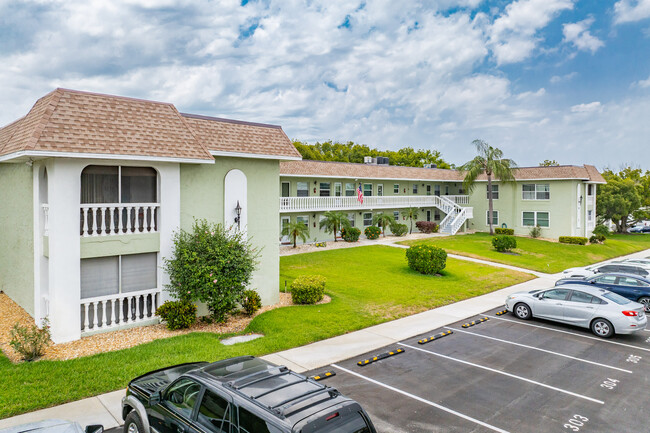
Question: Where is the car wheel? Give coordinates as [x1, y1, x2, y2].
[638, 297, 650, 312]
[591, 318, 614, 338]
[514, 303, 532, 320]
[124, 411, 144, 433]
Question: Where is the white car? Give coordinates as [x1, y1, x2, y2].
[561, 262, 649, 278]
[505, 285, 647, 338]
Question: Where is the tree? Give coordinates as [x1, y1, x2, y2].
[373, 212, 394, 237]
[282, 220, 310, 248]
[540, 159, 559, 166]
[319, 211, 351, 242]
[401, 207, 419, 234]
[597, 171, 643, 233]
[459, 139, 517, 235]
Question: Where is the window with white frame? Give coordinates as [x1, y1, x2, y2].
[363, 212, 373, 226]
[347, 213, 355, 227]
[377, 184, 383, 196]
[522, 211, 549, 227]
[486, 210, 499, 226]
[297, 182, 309, 197]
[81, 165, 157, 204]
[434, 209, 440, 221]
[319, 182, 330, 197]
[445, 185, 449, 195]
[345, 183, 355, 196]
[434, 185, 440, 196]
[296, 215, 309, 227]
[522, 184, 550, 200]
[394, 184, 399, 194]
[426, 185, 431, 195]
[588, 210, 593, 221]
[334, 183, 342, 197]
[486, 184, 499, 199]
[393, 211, 399, 221]
[412, 184, 418, 194]
[363, 183, 372, 197]
[80, 253, 157, 299]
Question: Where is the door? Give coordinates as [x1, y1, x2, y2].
[534, 289, 570, 320]
[426, 210, 431, 222]
[280, 216, 290, 244]
[195, 388, 234, 433]
[563, 290, 599, 326]
[590, 274, 618, 291]
[434, 185, 440, 197]
[281, 182, 290, 197]
[149, 378, 202, 433]
[613, 276, 650, 302]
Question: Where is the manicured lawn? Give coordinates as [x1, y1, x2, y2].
[0, 245, 531, 419]
[400, 233, 650, 273]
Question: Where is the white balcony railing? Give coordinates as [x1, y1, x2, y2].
[279, 195, 470, 213]
[587, 196, 595, 207]
[81, 288, 160, 333]
[80, 203, 159, 237]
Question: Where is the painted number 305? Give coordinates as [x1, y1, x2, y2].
[564, 414, 589, 431]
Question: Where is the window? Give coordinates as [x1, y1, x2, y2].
[393, 211, 399, 221]
[363, 212, 373, 226]
[587, 210, 593, 221]
[602, 292, 631, 305]
[363, 184, 372, 197]
[522, 184, 550, 200]
[434, 185, 440, 196]
[618, 276, 650, 287]
[319, 182, 330, 197]
[486, 210, 498, 226]
[541, 289, 570, 300]
[412, 184, 418, 194]
[345, 183, 356, 196]
[594, 275, 618, 285]
[394, 184, 399, 194]
[486, 184, 499, 200]
[522, 211, 549, 227]
[426, 185, 431, 196]
[296, 216, 309, 227]
[434, 210, 440, 221]
[348, 213, 355, 227]
[81, 166, 157, 204]
[588, 184, 594, 195]
[377, 184, 383, 196]
[297, 182, 309, 197]
[281, 182, 289, 198]
[197, 390, 231, 432]
[80, 253, 157, 299]
[238, 407, 282, 433]
[445, 185, 449, 195]
[164, 378, 201, 419]
[569, 291, 595, 304]
[334, 183, 342, 197]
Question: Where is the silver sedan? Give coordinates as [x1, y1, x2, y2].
[505, 285, 647, 338]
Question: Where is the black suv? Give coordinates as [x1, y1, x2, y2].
[121, 356, 376, 433]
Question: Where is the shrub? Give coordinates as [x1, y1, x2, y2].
[156, 300, 197, 330]
[492, 235, 517, 252]
[314, 241, 327, 247]
[559, 236, 588, 245]
[10, 318, 51, 361]
[415, 221, 439, 234]
[589, 234, 606, 244]
[494, 227, 514, 235]
[241, 289, 262, 316]
[291, 275, 326, 304]
[163, 219, 259, 323]
[389, 222, 408, 236]
[341, 227, 361, 242]
[405, 245, 447, 275]
[592, 225, 610, 237]
[364, 226, 381, 240]
[529, 225, 542, 238]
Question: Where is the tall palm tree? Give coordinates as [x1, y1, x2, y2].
[459, 139, 517, 235]
[319, 211, 351, 242]
[401, 207, 419, 234]
[282, 220, 310, 248]
[373, 212, 394, 237]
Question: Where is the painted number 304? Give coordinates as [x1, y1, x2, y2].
[564, 414, 589, 431]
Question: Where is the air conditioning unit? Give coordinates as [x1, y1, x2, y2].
[363, 156, 373, 164]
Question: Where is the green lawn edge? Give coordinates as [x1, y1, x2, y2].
[0, 245, 532, 419]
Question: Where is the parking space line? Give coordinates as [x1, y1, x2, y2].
[487, 315, 650, 353]
[331, 363, 511, 433]
[399, 343, 604, 405]
[444, 326, 633, 374]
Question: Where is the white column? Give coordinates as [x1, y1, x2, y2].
[47, 159, 82, 343]
[157, 163, 180, 304]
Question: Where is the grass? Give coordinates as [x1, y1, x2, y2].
[0, 245, 531, 419]
[400, 233, 650, 273]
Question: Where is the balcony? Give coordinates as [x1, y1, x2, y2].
[80, 203, 160, 237]
[279, 195, 470, 213]
[81, 288, 160, 333]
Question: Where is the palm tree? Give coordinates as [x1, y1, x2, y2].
[401, 207, 419, 234]
[459, 139, 517, 235]
[319, 211, 351, 242]
[373, 213, 394, 237]
[282, 220, 310, 248]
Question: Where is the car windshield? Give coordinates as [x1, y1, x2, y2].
[601, 292, 631, 305]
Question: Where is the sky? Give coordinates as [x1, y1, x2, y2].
[1, 0, 649, 170]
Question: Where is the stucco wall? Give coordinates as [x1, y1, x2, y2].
[181, 157, 280, 305]
[0, 163, 35, 316]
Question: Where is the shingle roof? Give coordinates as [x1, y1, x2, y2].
[0, 88, 300, 162]
[182, 114, 301, 159]
[280, 160, 606, 183]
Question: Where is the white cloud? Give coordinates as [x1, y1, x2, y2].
[570, 101, 602, 113]
[488, 0, 574, 64]
[614, 0, 650, 24]
[635, 75, 650, 88]
[550, 71, 578, 83]
[562, 17, 604, 53]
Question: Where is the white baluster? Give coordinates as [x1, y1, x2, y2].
[83, 303, 89, 331]
[108, 207, 115, 234]
[92, 302, 98, 328]
[135, 295, 141, 321]
[82, 207, 89, 237]
[149, 206, 155, 232]
[100, 207, 107, 235]
[91, 208, 98, 236]
[117, 206, 123, 234]
[101, 301, 107, 328]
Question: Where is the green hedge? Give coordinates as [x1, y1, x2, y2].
[156, 300, 197, 330]
[389, 222, 408, 236]
[241, 289, 262, 316]
[364, 226, 382, 240]
[494, 227, 514, 235]
[405, 245, 447, 275]
[341, 227, 361, 242]
[492, 235, 517, 252]
[559, 236, 588, 245]
[291, 275, 326, 304]
[589, 234, 606, 244]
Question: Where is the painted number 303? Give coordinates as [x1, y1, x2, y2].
[564, 414, 589, 431]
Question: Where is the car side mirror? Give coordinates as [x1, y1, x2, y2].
[85, 426, 104, 433]
[149, 391, 162, 406]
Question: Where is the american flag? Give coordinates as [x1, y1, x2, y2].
[357, 183, 364, 204]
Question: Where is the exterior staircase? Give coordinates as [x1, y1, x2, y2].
[438, 196, 472, 235]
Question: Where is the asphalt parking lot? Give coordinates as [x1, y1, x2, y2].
[307, 305, 650, 433]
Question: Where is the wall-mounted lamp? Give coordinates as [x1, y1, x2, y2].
[313, 188, 317, 193]
[314, 180, 317, 185]
[403, 188, 406, 193]
[312, 214, 316, 218]
[234, 200, 242, 230]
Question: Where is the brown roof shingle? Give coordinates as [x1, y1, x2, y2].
[280, 160, 606, 183]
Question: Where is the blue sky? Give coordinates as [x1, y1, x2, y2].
[1, 0, 649, 169]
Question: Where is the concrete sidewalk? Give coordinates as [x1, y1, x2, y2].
[2, 246, 649, 430]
